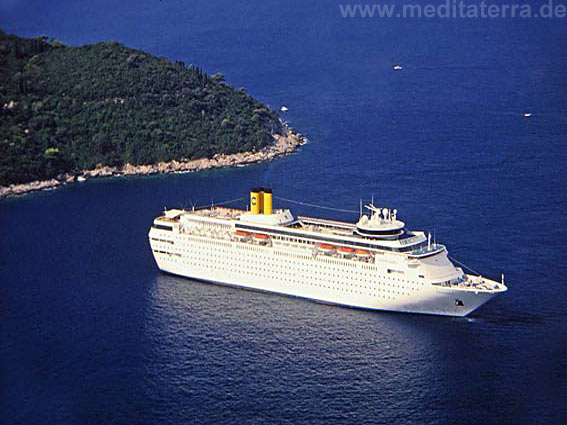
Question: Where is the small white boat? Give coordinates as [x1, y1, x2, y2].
[393, 65, 403, 71]
[280, 106, 289, 112]
[523, 112, 532, 117]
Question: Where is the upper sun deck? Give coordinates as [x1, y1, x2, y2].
[168, 205, 429, 251]
[190, 206, 245, 220]
[153, 201, 444, 256]
[178, 206, 364, 238]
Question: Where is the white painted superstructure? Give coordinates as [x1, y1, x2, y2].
[149, 189, 507, 316]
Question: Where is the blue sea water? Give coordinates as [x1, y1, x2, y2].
[1, 1, 566, 424]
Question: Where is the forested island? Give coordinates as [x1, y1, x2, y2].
[0, 30, 304, 197]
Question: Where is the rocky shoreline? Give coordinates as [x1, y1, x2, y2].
[0, 127, 306, 200]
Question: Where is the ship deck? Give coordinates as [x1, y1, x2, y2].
[190, 206, 359, 238]
[156, 206, 442, 257]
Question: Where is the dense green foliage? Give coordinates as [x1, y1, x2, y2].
[0, 30, 282, 185]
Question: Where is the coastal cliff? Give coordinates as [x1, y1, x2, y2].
[0, 128, 305, 199]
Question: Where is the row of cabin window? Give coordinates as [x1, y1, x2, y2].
[161, 248, 420, 294]
[185, 246, 418, 283]
[178, 239, 427, 282]
[186, 250, 418, 290]
[150, 237, 174, 244]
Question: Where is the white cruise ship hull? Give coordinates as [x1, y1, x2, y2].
[150, 231, 498, 317]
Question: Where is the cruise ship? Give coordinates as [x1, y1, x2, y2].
[149, 188, 507, 316]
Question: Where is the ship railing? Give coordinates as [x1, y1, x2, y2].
[431, 275, 500, 291]
[431, 277, 465, 288]
[157, 216, 179, 223]
[407, 244, 445, 258]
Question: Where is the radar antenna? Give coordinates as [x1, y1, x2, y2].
[364, 204, 381, 214]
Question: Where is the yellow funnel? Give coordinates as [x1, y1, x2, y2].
[250, 188, 261, 214]
[258, 188, 264, 213]
[263, 189, 272, 215]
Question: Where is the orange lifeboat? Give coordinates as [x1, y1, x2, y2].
[318, 243, 336, 255]
[252, 233, 271, 244]
[355, 249, 371, 259]
[234, 230, 250, 241]
[337, 246, 355, 257]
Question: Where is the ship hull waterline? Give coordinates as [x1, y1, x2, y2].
[153, 257, 497, 317]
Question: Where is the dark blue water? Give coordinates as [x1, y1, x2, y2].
[1, 1, 566, 424]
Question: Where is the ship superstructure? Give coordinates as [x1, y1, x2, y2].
[149, 188, 507, 316]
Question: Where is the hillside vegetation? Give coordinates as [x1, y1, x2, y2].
[0, 30, 282, 186]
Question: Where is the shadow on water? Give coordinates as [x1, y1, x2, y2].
[139, 271, 549, 424]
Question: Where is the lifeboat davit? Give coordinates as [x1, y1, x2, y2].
[337, 246, 355, 257]
[355, 249, 371, 259]
[252, 233, 271, 244]
[234, 230, 250, 241]
[318, 243, 336, 255]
